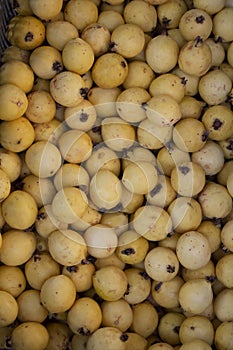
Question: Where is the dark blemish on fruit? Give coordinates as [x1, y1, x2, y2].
[206, 275, 215, 283]
[16, 100, 23, 107]
[17, 139, 21, 144]
[167, 231, 174, 238]
[166, 265, 175, 273]
[150, 183, 162, 197]
[81, 258, 90, 265]
[18, 283, 22, 287]
[141, 102, 148, 111]
[195, 15, 205, 23]
[120, 61, 126, 68]
[194, 35, 203, 46]
[178, 165, 190, 175]
[120, 334, 129, 342]
[52, 61, 63, 73]
[214, 36, 223, 43]
[6, 336, 12, 348]
[212, 217, 222, 227]
[212, 118, 223, 130]
[121, 247, 135, 255]
[190, 326, 195, 330]
[173, 326, 180, 334]
[80, 88, 89, 98]
[162, 17, 171, 27]
[154, 281, 163, 291]
[181, 76, 187, 85]
[33, 254, 41, 262]
[86, 255, 97, 264]
[80, 112, 89, 122]
[37, 212, 46, 222]
[25, 32, 34, 42]
[124, 284, 130, 295]
[66, 265, 78, 272]
[92, 126, 101, 134]
[139, 271, 150, 280]
[77, 327, 91, 336]
[226, 139, 233, 151]
[109, 41, 116, 51]
[201, 130, 210, 142]
[220, 242, 230, 253]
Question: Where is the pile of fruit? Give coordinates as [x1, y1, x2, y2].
[0, 0, 233, 349]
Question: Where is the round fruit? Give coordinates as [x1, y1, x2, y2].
[40, 275, 76, 313]
[146, 34, 179, 74]
[176, 231, 211, 270]
[92, 53, 128, 88]
[92, 265, 128, 301]
[11, 322, 49, 350]
[144, 247, 179, 282]
[48, 229, 87, 266]
[62, 38, 95, 75]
